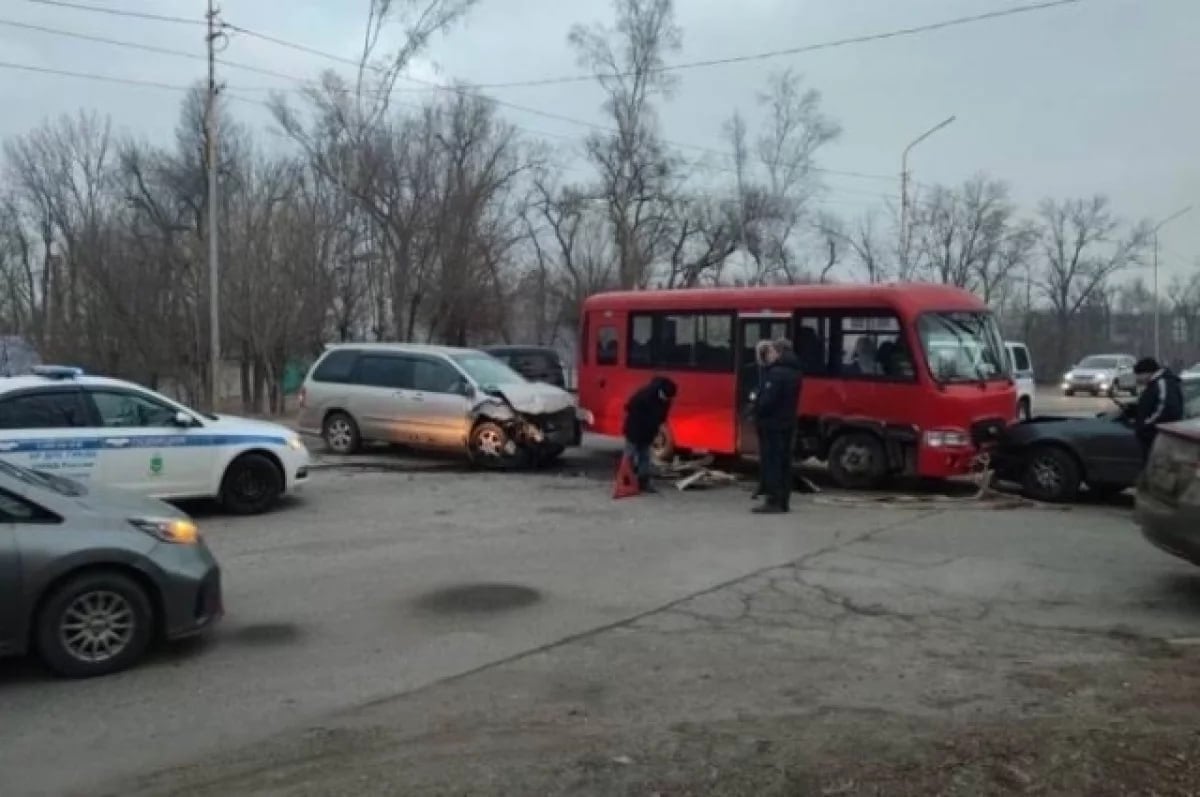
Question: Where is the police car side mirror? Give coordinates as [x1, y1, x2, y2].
[173, 410, 197, 427]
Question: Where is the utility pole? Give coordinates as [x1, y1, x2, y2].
[1152, 205, 1193, 362]
[205, 1, 222, 411]
[899, 115, 956, 277]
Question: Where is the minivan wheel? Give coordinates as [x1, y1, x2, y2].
[37, 571, 153, 678]
[220, 453, 284, 515]
[470, 421, 529, 470]
[322, 412, 360, 455]
[1022, 446, 1081, 503]
[828, 432, 887, 490]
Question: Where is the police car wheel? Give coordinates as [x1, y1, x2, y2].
[220, 453, 283, 515]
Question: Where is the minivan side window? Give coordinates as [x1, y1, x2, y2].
[411, 358, 465, 394]
[0, 391, 90, 430]
[312, 350, 359, 383]
[351, 355, 413, 389]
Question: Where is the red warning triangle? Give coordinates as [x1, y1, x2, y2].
[612, 454, 641, 499]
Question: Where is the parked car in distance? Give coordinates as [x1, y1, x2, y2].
[0, 366, 309, 515]
[995, 373, 1200, 502]
[298, 344, 583, 467]
[1135, 418, 1200, 566]
[483, 345, 568, 389]
[1006, 341, 1035, 420]
[1061, 354, 1137, 397]
[0, 458, 221, 677]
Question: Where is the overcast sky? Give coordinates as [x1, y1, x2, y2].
[2, 0, 1195, 281]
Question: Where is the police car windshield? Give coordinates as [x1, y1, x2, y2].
[0, 458, 86, 497]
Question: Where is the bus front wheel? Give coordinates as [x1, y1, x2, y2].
[828, 432, 887, 490]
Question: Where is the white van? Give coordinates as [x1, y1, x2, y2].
[1006, 341, 1035, 420]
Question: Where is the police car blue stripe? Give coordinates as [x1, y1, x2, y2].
[0, 435, 288, 453]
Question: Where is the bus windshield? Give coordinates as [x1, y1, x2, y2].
[918, 311, 1009, 383]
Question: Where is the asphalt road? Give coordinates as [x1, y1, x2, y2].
[0, 453, 924, 797]
[0, 407, 1183, 796]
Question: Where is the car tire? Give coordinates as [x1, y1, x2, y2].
[36, 570, 154, 678]
[828, 432, 887, 490]
[1018, 397, 1032, 422]
[220, 453, 284, 515]
[322, 411, 361, 455]
[470, 421, 529, 470]
[1021, 445, 1081, 503]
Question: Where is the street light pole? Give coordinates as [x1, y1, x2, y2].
[900, 115, 957, 275]
[1152, 205, 1193, 361]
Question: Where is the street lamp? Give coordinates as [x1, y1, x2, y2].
[1152, 205, 1193, 361]
[900, 115, 957, 274]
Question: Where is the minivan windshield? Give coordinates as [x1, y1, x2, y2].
[918, 311, 1009, 383]
[0, 458, 87, 497]
[452, 354, 527, 388]
[1077, 356, 1119, 369]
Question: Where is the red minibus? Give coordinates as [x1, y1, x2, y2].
[577, 283, 1016, 488]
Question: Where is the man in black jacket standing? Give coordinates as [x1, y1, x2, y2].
[622, 376, 678, 493]
[1133, 357, 1184, 459]
[753, 339, 803, 514]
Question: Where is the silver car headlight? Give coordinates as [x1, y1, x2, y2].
[130, 518, 200, 545]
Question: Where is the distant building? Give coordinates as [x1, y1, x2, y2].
[0, 336, 41, 376]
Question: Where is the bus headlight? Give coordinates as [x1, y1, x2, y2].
[924, 429, 971, 448]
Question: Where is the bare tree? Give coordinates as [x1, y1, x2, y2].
[1035, 195, 1151, 368]
[570, 0, 681, 289]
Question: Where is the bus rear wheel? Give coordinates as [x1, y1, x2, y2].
[828, 432, 887, 490]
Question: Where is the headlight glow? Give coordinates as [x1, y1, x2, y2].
[130, 518, 199, 545]
[286, 435, 307, 452]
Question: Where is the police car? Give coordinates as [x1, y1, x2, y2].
[0, 366, 309, 514]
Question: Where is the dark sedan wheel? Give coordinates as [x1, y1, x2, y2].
[37, 571, 153, 678]
[1021, 446, 1081, 503]
[220, 453, 284, 515]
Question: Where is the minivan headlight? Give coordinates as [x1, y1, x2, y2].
[131, 518, 199, 545]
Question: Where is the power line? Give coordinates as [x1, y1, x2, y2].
[25, 0, 204, 26]
[0, 58, 191, 92]
[469, 0, 1087, 89]
[220, 21, 901, 184]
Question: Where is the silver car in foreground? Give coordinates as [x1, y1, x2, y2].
[0, 459, 221, 677]
[298, 344, 583, 467]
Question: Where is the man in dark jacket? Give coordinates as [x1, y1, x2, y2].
[1133, 357, 1184, 459]
[753, 339, 803, 514]
[623, 376, 677, 493]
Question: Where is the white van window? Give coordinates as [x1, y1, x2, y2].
[1011, 346, 1031, 372]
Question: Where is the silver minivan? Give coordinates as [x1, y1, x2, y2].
[297, 344, 583, 467]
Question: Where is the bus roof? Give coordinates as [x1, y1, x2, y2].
[582, 282, 988, 315]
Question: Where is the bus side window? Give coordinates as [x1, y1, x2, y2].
[596, 325, 619, 366]
[837, 314, 911, 380]
[794, 314, 831, 376]
[628, 315, 654, 366]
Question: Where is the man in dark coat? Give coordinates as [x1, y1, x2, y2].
[622, 376, 677, 493]
[749, 340, 773, 500]
[753, 339, 803, 514]
[1133, 357, 1184, 459]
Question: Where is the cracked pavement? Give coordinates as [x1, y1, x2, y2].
[85, 462, 1200, 797]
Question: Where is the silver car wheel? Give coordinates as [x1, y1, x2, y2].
[59, 590, 136, 664]
[476, 426, 504, 457]
[325, 418, 354, 453]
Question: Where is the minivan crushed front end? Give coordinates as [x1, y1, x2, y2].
[467, 383, 583, 466]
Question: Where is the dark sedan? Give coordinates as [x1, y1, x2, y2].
[994, 375, 1200, 503]
[0, 459, 221, 677]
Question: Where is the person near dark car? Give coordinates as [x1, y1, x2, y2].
[1133, 357, 1184, 459]
[622, 375, 678, 493]
[753, 339, 803, 514]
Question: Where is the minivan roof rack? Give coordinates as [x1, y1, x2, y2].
[32, 365, 84, 379]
